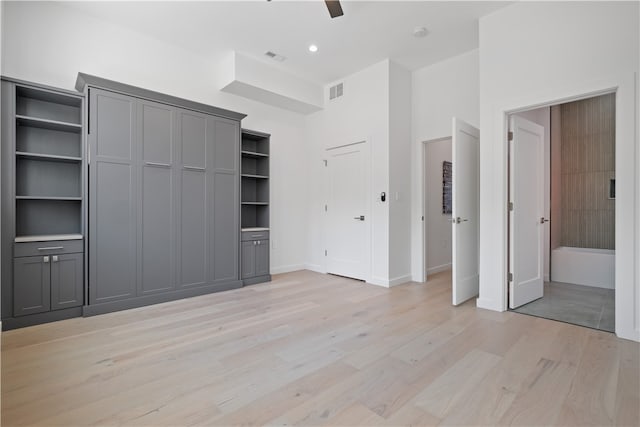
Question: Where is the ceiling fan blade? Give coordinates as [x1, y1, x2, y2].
[324, 0, 344, 18]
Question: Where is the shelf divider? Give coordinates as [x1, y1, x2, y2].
[16, 114, 82, 133]
[16, 151, 82, 163]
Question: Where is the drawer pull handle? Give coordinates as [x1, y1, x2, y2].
[251, 234, 262, 238]
[37, 246, 64, 251]
[146, 162, 171, 168]
[183, 166, 205, 171]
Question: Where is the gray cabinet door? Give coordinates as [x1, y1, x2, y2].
[210, 117, 239, 284]
[255, 240, 270, 277]
[138, 100, 176, 295]
[51, 253, 83, 310]
[241, 241, 255, 279]
[13, 256, 50, 316]
[177, 109, 208, 288]
[89, 88, 137, 303]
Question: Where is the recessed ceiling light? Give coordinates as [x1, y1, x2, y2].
[413, 26, 428, 38]
[308, 44, 319, 53]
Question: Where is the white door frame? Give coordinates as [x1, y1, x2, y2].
[492, 73, 637, 341]
[324, 139, 373, 283]
[421, 136, 453, 283]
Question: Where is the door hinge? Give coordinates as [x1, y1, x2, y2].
[325, 250, 327, 256]
[508, 272, 513, 282]
[324, 204, 327, 212]
[323, 159, 328, 167]
[421, 215, 424, 221]
[508, 131, 513, 141]
[508, 202, 514, 211]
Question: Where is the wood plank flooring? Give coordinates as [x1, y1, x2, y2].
[1, 270, 638, 426]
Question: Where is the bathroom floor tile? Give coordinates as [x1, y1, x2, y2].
[512, 281, 615, 333]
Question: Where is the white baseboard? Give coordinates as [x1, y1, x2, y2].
[366, 274, 412, 288]
[388, 274, 412, 287]
[303, 263, 325, 274]
[476, 297, 503, 312]
[271, 264, 305, 275]
[367, 277, 390, 288]
[427, 263, 452, 275]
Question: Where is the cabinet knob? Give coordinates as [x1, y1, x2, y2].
[52, 256, 59, 262]
[43, 256, 49, 263]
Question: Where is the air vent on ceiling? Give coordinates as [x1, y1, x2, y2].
[265, 51, 286, 62]
[329, 82, 344, 100]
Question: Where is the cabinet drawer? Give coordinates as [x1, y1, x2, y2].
[14, 239, 84, 258]
[241, 231, 269, 241]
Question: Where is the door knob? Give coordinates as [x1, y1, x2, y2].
[353, 215, 365, 221]
[455, 217, 469, 224]
[540, 217, 550, 224]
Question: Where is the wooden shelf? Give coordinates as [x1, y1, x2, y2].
[16, 115, 82, 133]
[16, 151, 82, 163]
[241, 150, 269, 159]
[241, 174, 269, 179]
[16, 196, 82, 201]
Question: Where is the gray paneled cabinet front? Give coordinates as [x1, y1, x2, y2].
[87, 86, 240, 312]
[241, 239, 269, 279]
[13, 256, 50, 316]
[14, 252, 83, 316]
[50, 253, 84, 310]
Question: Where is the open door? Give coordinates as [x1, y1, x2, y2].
[452, 118, 480, 305]
[509, 115, 545, 308]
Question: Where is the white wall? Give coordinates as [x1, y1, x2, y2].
[304, 59, 412, 286]
[513, 107, 550, 281]
[1, 1, 309, 275]
[425, 138, 452, 274]
[0, 0, 4, 321]
[410, 49, 479, 280]
[478, 1, 639, 341]
[304, 60, 390, 283]
[388, 61, 412, 284]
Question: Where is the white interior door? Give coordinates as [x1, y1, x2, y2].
[326, 142, 369, 281]
[452, 118, 480, 305]
[509, 115, 545, 308]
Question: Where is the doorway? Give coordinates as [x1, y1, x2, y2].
[424, 137, 453, 279]
[422, 118, 480, 306]
[508, 93, 616, 332]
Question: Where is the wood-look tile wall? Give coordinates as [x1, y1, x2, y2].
[558, 93, 615, 249]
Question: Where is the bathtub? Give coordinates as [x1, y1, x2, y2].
[551, 246, 615, 289]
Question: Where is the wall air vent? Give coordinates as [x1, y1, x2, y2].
[264, 51, 286, 62]
[329, 82, 344, 100]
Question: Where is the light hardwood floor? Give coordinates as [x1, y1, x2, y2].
[1, 270, 638, 426]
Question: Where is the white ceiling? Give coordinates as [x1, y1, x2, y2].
[65, 1, 510, 85]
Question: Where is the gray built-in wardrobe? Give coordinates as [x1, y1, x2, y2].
[77, 74, 246, 315]
[1, 74, 255, 329]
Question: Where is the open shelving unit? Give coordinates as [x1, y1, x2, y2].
[241, 130, 270, 231]
[13, 84, 84, 242]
